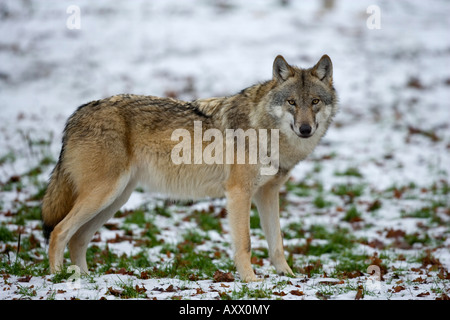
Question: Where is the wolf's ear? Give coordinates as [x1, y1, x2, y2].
[273, 55, 294, 82]
[312, 55, 333, 84]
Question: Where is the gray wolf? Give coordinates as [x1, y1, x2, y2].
[42, 55, 338, 282]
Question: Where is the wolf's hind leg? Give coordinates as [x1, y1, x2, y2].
[68, 179, 137, 273]
[48, 175, 131, 274]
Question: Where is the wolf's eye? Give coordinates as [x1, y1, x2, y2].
[287, 99, 296, 106]
[312, 99, 320, 105]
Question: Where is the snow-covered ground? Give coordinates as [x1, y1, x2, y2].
[0, 0, 449, 300]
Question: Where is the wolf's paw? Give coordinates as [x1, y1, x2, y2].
[238, 269, 262, 282]
[275, 262, 295, 277]
[241, 274, 263, 283]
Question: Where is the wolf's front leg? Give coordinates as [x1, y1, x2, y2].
[226, 187, 259, 282]
[254, 184, 294, 277]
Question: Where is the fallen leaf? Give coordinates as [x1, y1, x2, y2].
[437, 269, 450, 280]
[213, 270, 234, 282]
[195, 288, 205, 295]
[153, 287, 165, 292]
[315, 292, 330, 300]
[106, 233, 133, 243]
[412, 277, 426, 284]
[368, 239, 385, 249]
[251, 256, 264, 266]
[341, 270, 364, 279]
[367, 199, 382, 212]
[436, 293, 450, 300]
[17, 275, 32, 282]
[386, 228, 406, 238]
[165, 284, 176, 292]
[355, 286, 364, 300]
[103, 223, 119, 230]
[105, 267, 134, 276]
[406, 77, 425, 90]
[393, 285, 405, 293]
[408, 126, 440, 142]
[106, 287, 122, 297]
[421, 250, 442, 269]
[319, 280, 344, 286]
[135, 285, 147, 294]
[299, 260, 323, 278]
[290, 289, 304, 296]
[189, 274, 199, 281]
[417, 292, 430, 297]
[393, 189, 404, 199]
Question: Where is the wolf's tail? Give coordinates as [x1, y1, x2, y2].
[41, 160, 75, 240]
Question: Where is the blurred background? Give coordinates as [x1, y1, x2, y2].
[0, 0, 449, 186]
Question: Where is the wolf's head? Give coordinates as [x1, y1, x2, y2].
[268, 55, 338, 139]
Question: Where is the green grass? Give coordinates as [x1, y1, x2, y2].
[250, 208, 261, 229]
[343, 205, 362, 222]
[286, 224, 356, 257]
[122, 209, 162, 248]
[285, 180, 323, 197]
[223, 283, 273, 300]
[334, 167, 364, 178]
[313, 195, 333, 209]
[123, 209, 148, 227]
[188, 209, 223, 232]
[283, 222, 304, 240]
[16, 284, 38, 298]
[14, 204, 42, 225]
[0, 152, 16, 165]
[332, 183, 365, 199]
[153, 204, 172, 218]
[109, 278, 148, 299]
[0, 225, 16, 242]
[330, 251, 372, 276]
[86, 245, 121, 273]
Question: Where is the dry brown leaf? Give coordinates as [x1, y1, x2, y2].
[213, 270, 234, 282]
[251, 256, 264, 266]
[106, 287, 122, 297]
[165, 284, 176, 292]
[417, 292, 430, 297]
[290, 289, 304, 296]
[355, 286, 364, 300]
[385, 228, 406, 238]
[393, 285, 405, 293]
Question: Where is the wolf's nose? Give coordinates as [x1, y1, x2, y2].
[300, 124, 312, 136]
